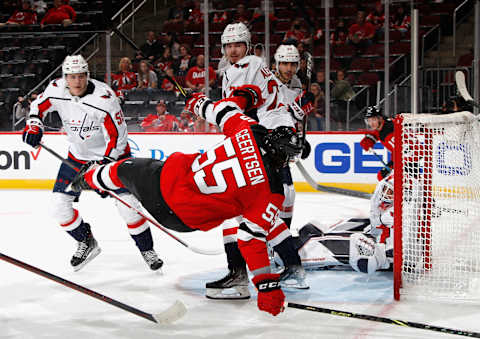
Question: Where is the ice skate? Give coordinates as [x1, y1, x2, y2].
[279, 265, 309, 289]
[141, 250, 164, 271]
[206, 267, 250, 299]
[70, 227, 101, 272]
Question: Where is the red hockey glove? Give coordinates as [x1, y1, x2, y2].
[252, 273, 285, 316]
[360, 134, 377, 151]
[184, 92, 212, 118]
[22, 117, 44, 148]
[231, 84, 264, 111]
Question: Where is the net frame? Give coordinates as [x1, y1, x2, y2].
[394, 112, 480, 301]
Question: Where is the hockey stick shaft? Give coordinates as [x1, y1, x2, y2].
[370, 149, 388, 167]
[287, 302, 480, 338]
[156, 68, 188, 98]
[39, 143, 222, 256]
[295, 161, 371, 200]
[0, 252, 158, 323]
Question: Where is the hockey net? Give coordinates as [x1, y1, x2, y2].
[394, 112, 480, 301]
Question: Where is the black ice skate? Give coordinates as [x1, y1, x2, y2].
[70, 227, 101, 272]
[279, 265, 309, 289]
[205, 267, 250, 299]
[141, 250, 164, 271]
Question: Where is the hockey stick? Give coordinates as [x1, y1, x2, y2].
[287, 302, 480, 338]
[0, 252, 186, 324]
[295, 161, 372, 200]
[39, 143, 223, 256]
[370, 149, 388, 167]
[155, 68, 188, 98]
[455, 71, 480, 109]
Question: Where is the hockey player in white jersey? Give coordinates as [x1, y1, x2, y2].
[22, 55, 163, 272]
[284, 175, 394, 274]
[206, 23, 309, 299]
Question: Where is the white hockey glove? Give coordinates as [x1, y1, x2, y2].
[184, 92, 212, 119]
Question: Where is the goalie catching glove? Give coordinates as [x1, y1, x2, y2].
[252, 273, 285, 316]
[22, 116, 44, 148]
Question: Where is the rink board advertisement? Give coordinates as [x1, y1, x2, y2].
[0, 132, 391, 191]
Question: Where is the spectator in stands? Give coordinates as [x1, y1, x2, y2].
[140, 100, 179, 132]
[156, 46, 174, 71]
[249, 0, 277, 28]
[137, 60, 158, 89]
[174, 44, 194, 77]
[166, 0, 188, 25]
[296, 57, 309, 85]
[310, 82, 325, 131]
[109, 57, 138, 97]
[332, 69, 355, 130]
[194, 119, 218, 133]
[40, 0, 76, 27]
[164, 32, 181, 60]
[348, 11, 375, 53]
[178, 111, 194, 132]
[0, 0, 37, 27]
[315, 70, 334, 93]
[330, 19, 348, 46]
[186, 0, 203, 25]
[231, 3, 251, 25]
[185, 54, 216, 91]
[32, 1, 47, 15]
[391, 4, 411, 33]
[366, 1, 385, 36]
[160, 67, 176, 93]
[13, 92, 38, 123]
[136, 31, 163, 64]
[311, 22, 324, 46]
[283, 19, 308, 45]
[212, 2, 229, 24]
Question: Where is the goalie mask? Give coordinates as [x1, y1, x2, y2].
[62, 55, 90, 80]
[262, 126, 302, 167]
[274, 44, 300, 73]
[379, 174, 394, 205]
[221, 22, 251, 55]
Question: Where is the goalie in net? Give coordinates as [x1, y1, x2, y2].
[280, 174, 395, 274]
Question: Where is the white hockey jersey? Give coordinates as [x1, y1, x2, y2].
[222, 55, 295, 129]
[29, 78, 129, 161]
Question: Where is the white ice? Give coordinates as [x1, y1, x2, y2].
[1, 190, 479, 339]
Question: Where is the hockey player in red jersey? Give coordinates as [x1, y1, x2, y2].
[70, 85, 303, 316]
[360, 106, 394, 181]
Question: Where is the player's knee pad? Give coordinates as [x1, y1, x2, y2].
[349, 233, 379, 275]
[221, 218, 240, 244]
[51, 192, 82, 230]
[114, 193, 149, 235]
[280, 183, 295, 218]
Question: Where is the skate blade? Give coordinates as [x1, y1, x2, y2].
[205, 286, 251, 300]
[72, 247, 101, 272]
[280, 280, 310, 290]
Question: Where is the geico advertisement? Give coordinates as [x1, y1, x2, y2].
[0, 133, 390, 184]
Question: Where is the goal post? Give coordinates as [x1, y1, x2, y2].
[394, 111, 480, 301]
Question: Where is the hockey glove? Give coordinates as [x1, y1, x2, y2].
[184, 92, 212, 119]
[71, 161, 99, 193]
[252, 273, 285, 316]
[22, 117, 44, 148]
[231, 84, 264, 111]
[377, 160, 393, 181]
[301, 140, 311, 159]
[360, 134, 377, 151]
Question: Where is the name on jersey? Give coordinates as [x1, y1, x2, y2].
[235, 128, 265, 186]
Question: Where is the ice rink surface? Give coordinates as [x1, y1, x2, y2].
[1, 190, 480, 339]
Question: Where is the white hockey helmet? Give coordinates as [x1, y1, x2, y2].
[62, 55, 90, 79]
[221, 22, 251, 55]
[380, 174, 394, 204]
[274, 44, 300, 71]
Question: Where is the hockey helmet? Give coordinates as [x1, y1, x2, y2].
[263, 126, 303, 167]
[380, 174, 394, 204]
[62, 55, 89, 79]
[221, 22, 251, 55]
[364, 106, 383, 119]
[274, 44, 300, 72]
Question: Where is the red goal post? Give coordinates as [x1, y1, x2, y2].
[394, 111, 480, 301]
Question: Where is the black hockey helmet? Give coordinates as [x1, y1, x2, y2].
[263, 126, 303, 167]
[364, 106, 383, 119]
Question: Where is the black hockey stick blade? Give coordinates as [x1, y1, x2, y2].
[455, 71, 480, 109]
[0, 252, 186, 325]
[39, 142, 223, 256]
[287, 302, 480, 338]
[296, 161, 372, 200]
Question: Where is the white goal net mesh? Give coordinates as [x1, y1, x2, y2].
[395, 112, 480, 300]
